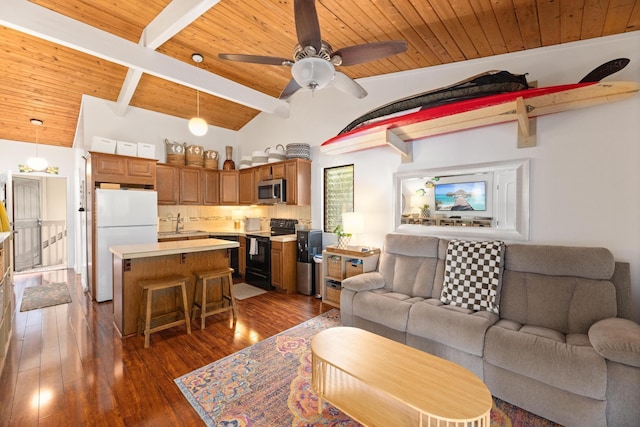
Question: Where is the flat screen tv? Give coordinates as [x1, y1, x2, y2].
[435, 181, 486, 211]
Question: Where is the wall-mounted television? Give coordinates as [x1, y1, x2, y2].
[435, 181, 487, 211]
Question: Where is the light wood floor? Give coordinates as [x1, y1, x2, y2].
[0, 269, 330, 426]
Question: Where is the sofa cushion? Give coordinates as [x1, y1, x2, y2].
[407, 298, 498, 357]
[352, 291, 413, 332]
[499, 271, 617, 334]
[440, 240, 505, 314]
[505, 244, 615, 279]
[379, 234, 440, 297]
[485, 320, 607, 399]
[589, 318, 640, 368]
[341, 271, 386, 292]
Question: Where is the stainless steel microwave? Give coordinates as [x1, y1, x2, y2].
[257, 179, 286, 204]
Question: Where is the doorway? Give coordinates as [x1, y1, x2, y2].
[12, 175, 68, 273]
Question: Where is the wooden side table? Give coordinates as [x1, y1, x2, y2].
[321, 246, 380, 308]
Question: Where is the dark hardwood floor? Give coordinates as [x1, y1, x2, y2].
[0, 269, 331, 426]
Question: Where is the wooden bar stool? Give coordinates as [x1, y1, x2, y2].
[192, 267, 237, 329]
[137, 275, 191, 348]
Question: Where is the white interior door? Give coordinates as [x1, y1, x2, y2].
[13, 177, 42, 271]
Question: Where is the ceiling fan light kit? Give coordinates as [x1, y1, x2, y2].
[189, 53, 208, 136]
[292, 57, 335, 90]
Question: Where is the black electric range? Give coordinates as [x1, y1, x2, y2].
[245, 218, 298, 289]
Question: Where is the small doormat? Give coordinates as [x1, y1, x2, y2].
[20, 282, 72, 312]
[233, 282, 267, 300]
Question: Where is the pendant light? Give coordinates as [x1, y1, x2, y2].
[26, 118, 48, 172]
[188, 53, 208, 136]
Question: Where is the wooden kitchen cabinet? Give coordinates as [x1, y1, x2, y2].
[89, 151, 156, 187]
[271, 163, 286, 179]
[257, 165, 273, 181]
[285, 159, 311, 205]
[179, 167, 202, 205]
[156, 164, 179, 205]
[271, 240, 297, 294]
[156, 164, 203, 205]
[202, 169, 219, 205]
[219, 170, 239, 205]
[239, 168, 255, 204]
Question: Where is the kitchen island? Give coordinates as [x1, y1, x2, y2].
[110, 238, 239, 337]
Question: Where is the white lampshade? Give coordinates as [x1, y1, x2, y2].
[26, 156, 48, 172]
[342, 212, 365, 235]
[291, 57, 335, 91]
[188, 116, 208, 136]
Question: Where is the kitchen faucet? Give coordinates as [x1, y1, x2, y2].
[176, 213, 184, 233]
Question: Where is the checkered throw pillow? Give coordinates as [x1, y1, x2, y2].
[440, 240, 505, 314]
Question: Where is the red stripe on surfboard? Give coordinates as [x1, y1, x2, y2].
[322, 82, 597, 147]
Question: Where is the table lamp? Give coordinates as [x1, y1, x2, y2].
[342, 212, 365, 247]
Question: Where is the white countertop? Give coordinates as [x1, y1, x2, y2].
[110, 238, 239, 259]
[269, 234, 297, 242]
[157, 229, 298, 242]
[0, 232, 10, 243]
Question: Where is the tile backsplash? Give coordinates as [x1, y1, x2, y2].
[157, 204, 311, 233]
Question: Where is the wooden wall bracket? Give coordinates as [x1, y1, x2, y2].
[516, 96, 537, 148]
[386, 130, 413, 163]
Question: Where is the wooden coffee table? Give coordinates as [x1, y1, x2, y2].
[311, 327, 492, 427]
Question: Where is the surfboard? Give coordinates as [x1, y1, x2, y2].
[320, 80, 639, 156]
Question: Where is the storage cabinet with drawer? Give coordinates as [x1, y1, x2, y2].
[321, 246, 380, 308]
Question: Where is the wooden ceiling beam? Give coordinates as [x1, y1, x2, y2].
[115, 0, 222, 116]
[0, 0, 289, 118]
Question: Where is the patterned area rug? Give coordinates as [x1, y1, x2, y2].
[233, 283, 267, 301]
[175, 310, 561, 426]
[20, 282, 72, 312]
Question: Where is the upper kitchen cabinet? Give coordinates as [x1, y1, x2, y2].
[88, 152, 157, 188]
[156, 164, 202, 205]
[179, 167, 202, 205]
[239, 168, 255, 205]
[202, 170, 219, 205]
[219, 170, 239, 205]
[156, 164, 179, 205]
[285, 159, 311, 205]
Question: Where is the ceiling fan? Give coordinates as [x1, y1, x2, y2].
[218, 0, 407, 99]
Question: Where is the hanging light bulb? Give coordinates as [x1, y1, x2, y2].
[188, 53, 208, 136]
[26, 119, 48, 172]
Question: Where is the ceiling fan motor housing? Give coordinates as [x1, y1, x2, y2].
[293, 41, 334, 62]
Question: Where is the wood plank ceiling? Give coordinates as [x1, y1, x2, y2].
[1, 0, 638, 148]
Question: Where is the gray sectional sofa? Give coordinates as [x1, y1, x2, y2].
[340, 233, 640, 427]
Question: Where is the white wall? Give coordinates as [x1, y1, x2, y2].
[237, 32, 640, 320]
[77, 95, 240, 163]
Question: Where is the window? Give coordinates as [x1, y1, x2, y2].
[324, 164, 354, 232]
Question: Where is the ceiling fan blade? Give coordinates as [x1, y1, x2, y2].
[332, 72, 367, 99]
[294, 0, 322, 52]
[279, 78, 302, 99]
[334, 41, 408, 66]
[218, 53, 291, 66]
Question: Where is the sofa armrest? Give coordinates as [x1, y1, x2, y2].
[588, 318, 640, 367]
[341, 272, 386, 292]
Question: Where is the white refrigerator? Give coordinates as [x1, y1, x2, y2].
[95, 189, 158, 302]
